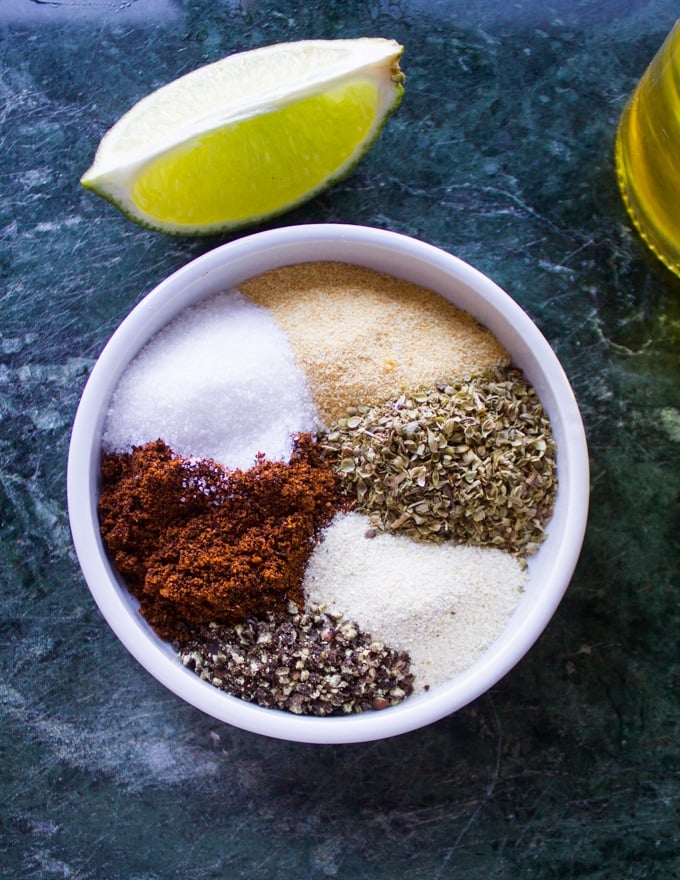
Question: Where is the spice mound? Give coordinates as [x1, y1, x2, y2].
[98, 434, 349, 640]
[177, 602, 414, 716]
[96, 260, 562, 717]
[303, 511, 527, 691]
[101, 289, 317, 471]
[240, 261, 510, 425]
[320, 366, 557, 556]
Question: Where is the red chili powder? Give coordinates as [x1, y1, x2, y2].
[98, 435, 349, 640]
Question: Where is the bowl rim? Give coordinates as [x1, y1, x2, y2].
[67, 222, 590, 743]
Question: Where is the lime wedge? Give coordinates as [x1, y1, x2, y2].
[81, 38, 405, 235]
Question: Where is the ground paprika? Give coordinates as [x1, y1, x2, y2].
[98, 434, 350, 640]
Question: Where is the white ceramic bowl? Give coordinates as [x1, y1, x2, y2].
[67, 224, 589, 743]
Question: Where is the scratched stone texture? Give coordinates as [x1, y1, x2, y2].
[1, 0, 679, 877]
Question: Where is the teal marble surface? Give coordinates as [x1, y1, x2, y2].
[1, 1, 679, 877]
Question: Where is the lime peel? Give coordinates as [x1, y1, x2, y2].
[81, 38, 405, 235]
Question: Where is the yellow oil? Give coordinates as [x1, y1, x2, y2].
[615, 20, 680, 277]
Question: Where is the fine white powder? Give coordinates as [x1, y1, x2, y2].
[303, 511, 527, 692]
[102, 290, 318, 470]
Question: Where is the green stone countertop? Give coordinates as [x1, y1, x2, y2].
[1, 1, 679, 877]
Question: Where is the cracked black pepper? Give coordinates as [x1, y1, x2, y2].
[176, 602, 414, 715]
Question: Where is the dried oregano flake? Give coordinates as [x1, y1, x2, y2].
[319, 366, 557, 557]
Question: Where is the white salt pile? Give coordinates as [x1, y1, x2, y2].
[102, 290, 318, 471]
[303, 511, 527, 691]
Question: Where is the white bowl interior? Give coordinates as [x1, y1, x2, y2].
[67, 224, 589, 743]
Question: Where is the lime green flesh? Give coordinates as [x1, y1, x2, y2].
[130, 79, 380, 227]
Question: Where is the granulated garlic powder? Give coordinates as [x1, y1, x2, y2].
[240, 261, 509, 425]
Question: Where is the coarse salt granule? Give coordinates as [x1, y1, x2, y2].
[102, 290, 318, 471]
[303, 511, 527, 692]
[240, 261, 510, 425]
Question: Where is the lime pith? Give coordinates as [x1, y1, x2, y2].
[81, 39, 405, 235]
